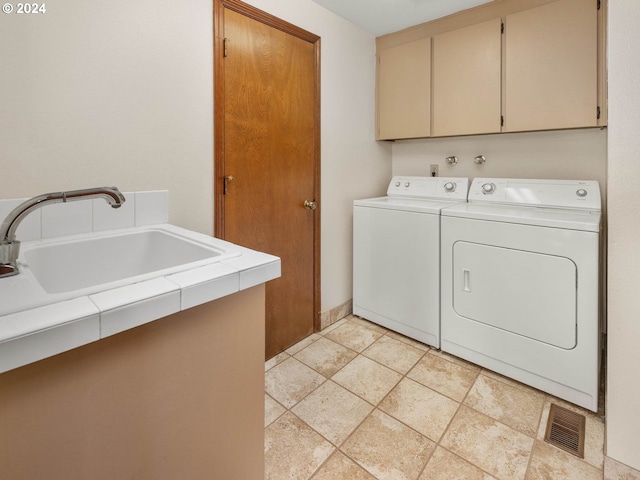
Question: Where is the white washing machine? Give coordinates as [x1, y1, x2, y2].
[353, 176, 469, 347]
[441, 178, 602, 411]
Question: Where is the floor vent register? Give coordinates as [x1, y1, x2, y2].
[544, 403, 586, 458]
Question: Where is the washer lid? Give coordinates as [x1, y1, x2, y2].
[442, 202, 601, 232]
[354, 196, 463, 214]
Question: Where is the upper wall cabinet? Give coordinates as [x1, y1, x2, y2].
[504, 0, 598, 132]
[432, 18, 502, 137]
[375, 0, 605, 140]
[377, 37, 431, 140]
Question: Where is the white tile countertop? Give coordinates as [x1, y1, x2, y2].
[0, 223, 280, 373]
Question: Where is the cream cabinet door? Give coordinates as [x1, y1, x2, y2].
[504, 0, 598, 132]
[377, 38, 431, 140]
[432, 18, 502, 137]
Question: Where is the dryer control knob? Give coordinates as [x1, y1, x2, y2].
[395, 181, 401, 187]
[444, 182, 456, 192]
[576, 189, 588, 197]
[404, 182, 410, 187]
[481, 183, 496, 194]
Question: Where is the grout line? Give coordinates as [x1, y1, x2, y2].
[271, 322, 432, 477]
[435, 446, 498, 480]
[301, 318, 426, 478]
[264, 351, 291, 372]
[306, 449, 338, 480]
[523, 439, 538, 480]
[293, 336, 360, 377]
[267, 317, 604, 479]
[331, 323, 434, 479]
[264, 392, 288, 428]
[366, 328, 490, 479]
[442, 375, 543, 480]
[422, 365, 481, 475]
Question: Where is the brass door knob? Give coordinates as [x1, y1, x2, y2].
[223, 175, 235, 194]
[303, 199, 317, 210]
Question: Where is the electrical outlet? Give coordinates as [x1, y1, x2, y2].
[430, 164, 438, 177]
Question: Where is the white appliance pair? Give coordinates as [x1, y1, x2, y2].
[353, 176, 602, 411]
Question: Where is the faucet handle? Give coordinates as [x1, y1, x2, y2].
[0, 241, 20, 277]
[0, 263, 18, 277]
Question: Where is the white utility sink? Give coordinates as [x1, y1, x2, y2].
[22, 227, 241, 294]
[0, 193, 281, 375]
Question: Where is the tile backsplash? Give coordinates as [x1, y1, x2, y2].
[0, 190, 169, 241]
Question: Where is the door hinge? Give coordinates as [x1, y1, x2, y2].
[597, 106, 601, 119]
[224, 37, 229, 57]
[501, 22, 504, 34]
[597, 0, 601, 10]
[500, 115, 504, 127]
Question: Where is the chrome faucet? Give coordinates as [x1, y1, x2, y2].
[0, 187, 126, 278]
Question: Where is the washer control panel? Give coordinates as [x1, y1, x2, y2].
[387, 176, 469, 200]
[468, 178, 601, 210]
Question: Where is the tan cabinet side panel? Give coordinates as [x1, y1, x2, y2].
[597, 0, 607, 126]
[377, 38, 431, 140]
[504, 0, 598, 132]
[432, 18, 502, 137]
[0, 286, 266, 480]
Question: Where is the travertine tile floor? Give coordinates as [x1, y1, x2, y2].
[265, 315, 606, 480]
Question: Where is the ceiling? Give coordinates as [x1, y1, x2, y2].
[310, 0, 494, 36]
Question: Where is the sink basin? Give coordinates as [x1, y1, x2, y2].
[22, 228, 240, 294]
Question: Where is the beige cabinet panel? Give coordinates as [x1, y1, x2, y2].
[504, 0, 598, 132]
[377, 38, 431, 140]
[432, 18, 502, 137]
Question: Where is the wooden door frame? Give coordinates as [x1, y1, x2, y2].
[213, 0, 322, 332]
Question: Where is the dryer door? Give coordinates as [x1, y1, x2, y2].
[452, 241, 577, 349]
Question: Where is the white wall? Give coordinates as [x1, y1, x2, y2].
[0, 0, 215, 234]
[0, 0, 391, 312]
[392, 128, 607, 197]
[606, 0, 640, 470]
[240, 0, 392, 311]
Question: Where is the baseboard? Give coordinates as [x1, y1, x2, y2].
[605, 456, 640, 479]
[320, 299, 352, 331]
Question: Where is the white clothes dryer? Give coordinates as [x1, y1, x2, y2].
[441, 178, 602, 411]
[353, 176, 469, 347]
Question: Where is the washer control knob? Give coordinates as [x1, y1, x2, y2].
[481, 183, 496, 194]
[404, 182, 410, 188]
[576, 189, 588, 197]
[444, 182, 456, 192]
[395, 181, 401, 187]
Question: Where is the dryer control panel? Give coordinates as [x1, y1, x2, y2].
[387, 176, 469, 201]
[468, 178, 601, 211]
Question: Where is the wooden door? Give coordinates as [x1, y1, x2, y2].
[377, 38, 431, 140]
[214, 0, 320, 359]
[432, 18, 502, 136]
[504, 0, 598, 132]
